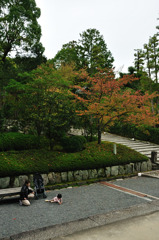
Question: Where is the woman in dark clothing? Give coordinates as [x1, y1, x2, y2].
[19, 180, 34, 206]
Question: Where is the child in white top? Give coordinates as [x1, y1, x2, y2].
[45, 193, 62, 205]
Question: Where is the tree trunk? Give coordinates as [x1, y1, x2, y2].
[2, 45, 12, 62]
[47, 121, 54, 150]
[36, 122, 42, 136]
[49, 138, 53, 151]
[97, 121, 101, 144]
[90, 127, 93, 142]
[151, 99, 154, 113]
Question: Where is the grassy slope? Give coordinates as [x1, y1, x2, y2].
[0, 141, 148, 177]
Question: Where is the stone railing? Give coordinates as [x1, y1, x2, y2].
[0, 160, 152, 189]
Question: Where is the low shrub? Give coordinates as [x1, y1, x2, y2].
[109, 122, 159, 144]
[0, 132, 47, 151]
[53, 144, 63, 152]
[61, 135, 87, 152]
[0, 141, 148, 177]
[86, 135, 98, 142]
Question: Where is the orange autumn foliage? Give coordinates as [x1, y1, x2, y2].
[73, 68, 159, 143]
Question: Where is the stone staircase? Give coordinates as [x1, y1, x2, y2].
[101, 132, 159, 169]
[70, 128, 159, 169]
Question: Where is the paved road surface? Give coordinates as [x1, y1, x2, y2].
[1, 177, 159, 239]
[56, 211, 159, 240]
[0, 181, 147, 239]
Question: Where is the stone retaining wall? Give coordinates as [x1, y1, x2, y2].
[0, 160, 152, 189]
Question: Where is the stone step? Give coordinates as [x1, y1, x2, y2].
[121, 145, 155, 149]
[136, 149, 158, 154]
[116, 142, 144, 145]
[137, 150, 159, 154]
[72, 131, 159, 162]
[115, 141, 156, 146]
[125, 144, 159, 149]
[110, 144, 159, 152]
[101, 133, 159, 160]
[133, 149, 157, 152]
[132, 152, 159, 159]
[103, 140, 152, 147]
[131, 150, 159, 154]
[139, 152, 158, 155]
[152, 164, 159, 170]
[128, 145, 159, 151]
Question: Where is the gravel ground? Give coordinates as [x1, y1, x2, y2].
[0, 183, 147, 239]
[113, 176, 159, 198]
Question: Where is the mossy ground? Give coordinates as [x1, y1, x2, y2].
[0, 141, 148, 177]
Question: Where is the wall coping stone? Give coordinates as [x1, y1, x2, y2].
[0, 160, 151, 189]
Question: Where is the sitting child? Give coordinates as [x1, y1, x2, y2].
[45, 193, 62, 205]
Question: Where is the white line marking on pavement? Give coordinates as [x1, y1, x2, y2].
[104, 184, 152, 202]
[100, 182, 159, 202]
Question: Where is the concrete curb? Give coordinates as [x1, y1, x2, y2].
[2, 200, 159, 240]
[142, 170, 159, 179]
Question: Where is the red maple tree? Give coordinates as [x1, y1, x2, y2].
[73, 68, 158, 144]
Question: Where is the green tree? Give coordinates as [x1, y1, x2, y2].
[4, 63, 76, 149]
[0, 57, 19, 89]
[134, 49, 145, 73]
[148, 34, 159, 83]
[14, 55, 47, 73]
[143, 43, 152, 79]
[0, 0, 43, 62]
[53, 28, 114, 75]
[79, 28, 114, 75]
[53, 41, 80, 69]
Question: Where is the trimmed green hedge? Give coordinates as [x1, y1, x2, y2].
[0, 141, 148, 177]
[61, 135, 87, 152]
[109, 122, 159, 144]
[0, 132, 47, 151]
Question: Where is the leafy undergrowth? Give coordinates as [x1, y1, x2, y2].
[0, 141, 148, 177]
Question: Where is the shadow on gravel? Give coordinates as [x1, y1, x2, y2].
[0, 197, 19, 204]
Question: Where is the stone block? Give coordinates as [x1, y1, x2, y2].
[13, 177, 20, 187]
[19, 175, 28, 186]
[111, 166, 119, 176]
[151, 151, 157, 163]
[141, 161, 148, 172]
[105, 167, 111, 177]
[48, 172, 56, 184]
[82, 170, 89, 180]
[125, 164, 133, 175]
[41, 174, 49, 185]
[118, 166, 125, 175]
[68, 171, 74, 182]
[0, 177, 10, 189]
[134, 162, 141, 172]
[130, 163, 134, 173]
[147, 160, 152, 171]
[74, 170, 83, 181]
[98, 168, 106, 178]
[88, 169, 98, 179]
[28, 174, 34, 186]
[61, 172, 68, 182]
[54, 173, 62, 183]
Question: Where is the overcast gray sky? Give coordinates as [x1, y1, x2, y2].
[35, 0, 158, 72]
